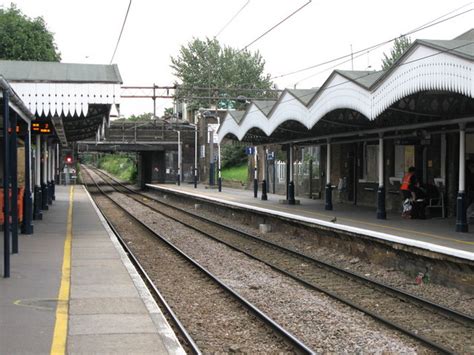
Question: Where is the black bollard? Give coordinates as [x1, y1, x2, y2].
[325, 183, 333, 210]
[376, 185, 386, 219]
[261, 180, 268, 201]
[288, 181, 295, 205]
[456, 191, 468, 232]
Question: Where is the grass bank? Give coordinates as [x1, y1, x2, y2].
[98, 154, 137, 182]
[221, 163, 247, 183]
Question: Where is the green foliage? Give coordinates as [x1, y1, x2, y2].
[0, 3, 61, 61]
[221, 142, 247, 169]
[163, 107, 174, 118]
[98, 154, 137, 182]
[381, 36, 411, 70]
[170, 37, 275, 110]
[115, 112, 154, 122]
[221, 163, 247, 182]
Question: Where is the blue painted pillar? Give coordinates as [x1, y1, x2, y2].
[22, 126, 34, 234]
[253, 146, 258, 198]
[33, 134, 43, 220]
[261, 147, 268, 201]
[10, 112, 18, 253]
[3, 90, 11, 278]
[41, 136, 48, 210]
[325, 141, 333, 210]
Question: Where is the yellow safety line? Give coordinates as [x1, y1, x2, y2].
[50, 185, 74, 355]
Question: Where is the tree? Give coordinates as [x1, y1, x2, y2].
[381, 36, 411, 70]
[115, 112, 154, 122]
[0, 3, 61, 61]
[221, 142, 247, 169]
[170, 38, 275, 110]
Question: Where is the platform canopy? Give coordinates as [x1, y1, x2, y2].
[0, 60, 122, 146]
[218, 29, 474, 145]
[0, 75, 34, 125]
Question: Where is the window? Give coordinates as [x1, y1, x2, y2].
[394, 145, 415, 178]
[276, 160, 286, 183]
[301, 146, 321, 178]
[365, 144, 379, 182]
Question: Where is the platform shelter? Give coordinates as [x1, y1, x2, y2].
[1, 60, 122, 277]
[218, 29, 474, 232]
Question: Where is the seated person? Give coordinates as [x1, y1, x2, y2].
[400, 167, 425, 219]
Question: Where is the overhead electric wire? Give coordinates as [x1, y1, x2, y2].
[238, 0, 312, 53]
[178, 4, 472, 94]
[215, 0, 251, 38]
[110, 0, 133, 64]
[292, 3, 473, 86]
[271, 7, 473, 80]
[223, 41, 473, 120]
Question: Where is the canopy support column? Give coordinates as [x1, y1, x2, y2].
[253, 146, 258, 198]
[51, 144, 56, 201]
[10, 112, 18, 254]
[377, 135, 386, 219]
[288, 144, 295, 205]
[33, 135, 42, 219]
[41, 137, 48, 210]
[22, 125, 34, 234]
[3, 90, 11, 278]
[261, 147, 268, 201]
[456, 125, 468, 232]
[325, 141, 333, 210]
[47, 143, 52, 205]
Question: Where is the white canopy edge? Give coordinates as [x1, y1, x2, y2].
[218, 44, 473, 143]
[9, 82, 121, 118]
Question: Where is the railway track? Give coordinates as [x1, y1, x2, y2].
[83, 167, 314, 354]
[89, 166, 474, 354]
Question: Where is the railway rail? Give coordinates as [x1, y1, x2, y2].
[88, 166, 474, 354]
[83, 166, 314, 354]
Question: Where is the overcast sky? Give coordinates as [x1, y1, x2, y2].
[3, 0, 473, 116]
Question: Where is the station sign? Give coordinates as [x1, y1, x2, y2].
[245, 147, 255, 155]
[32, 122, 52, 134]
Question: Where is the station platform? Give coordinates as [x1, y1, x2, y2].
[0, 185, 184, 354]
[147, 183, 474, 261]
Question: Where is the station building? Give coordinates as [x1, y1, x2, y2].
[218, 29, 474, 232]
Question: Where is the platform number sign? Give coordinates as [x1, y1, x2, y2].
[245, 147, 254, 155]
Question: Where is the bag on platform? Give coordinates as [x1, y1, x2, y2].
[402, 198, 413, 218]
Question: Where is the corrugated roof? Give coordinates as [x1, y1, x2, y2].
[417, 39, 473, 60]
[286, 88, 319, 106]
[253, 100, 277, 116]
[228, 110, 246, 123]
[454, 28, 474, 40]
[335, 70, 385, 89]
[0, 60, 123, 83]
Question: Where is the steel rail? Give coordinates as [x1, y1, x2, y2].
[95, 167, 473, 322]
[83, 169, 201, 355]
[91, 167, 473, 354]
[84, 166, 315, 355]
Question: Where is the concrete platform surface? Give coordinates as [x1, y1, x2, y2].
[1, 185, 185, 355]
[148, 184, 474, 260]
